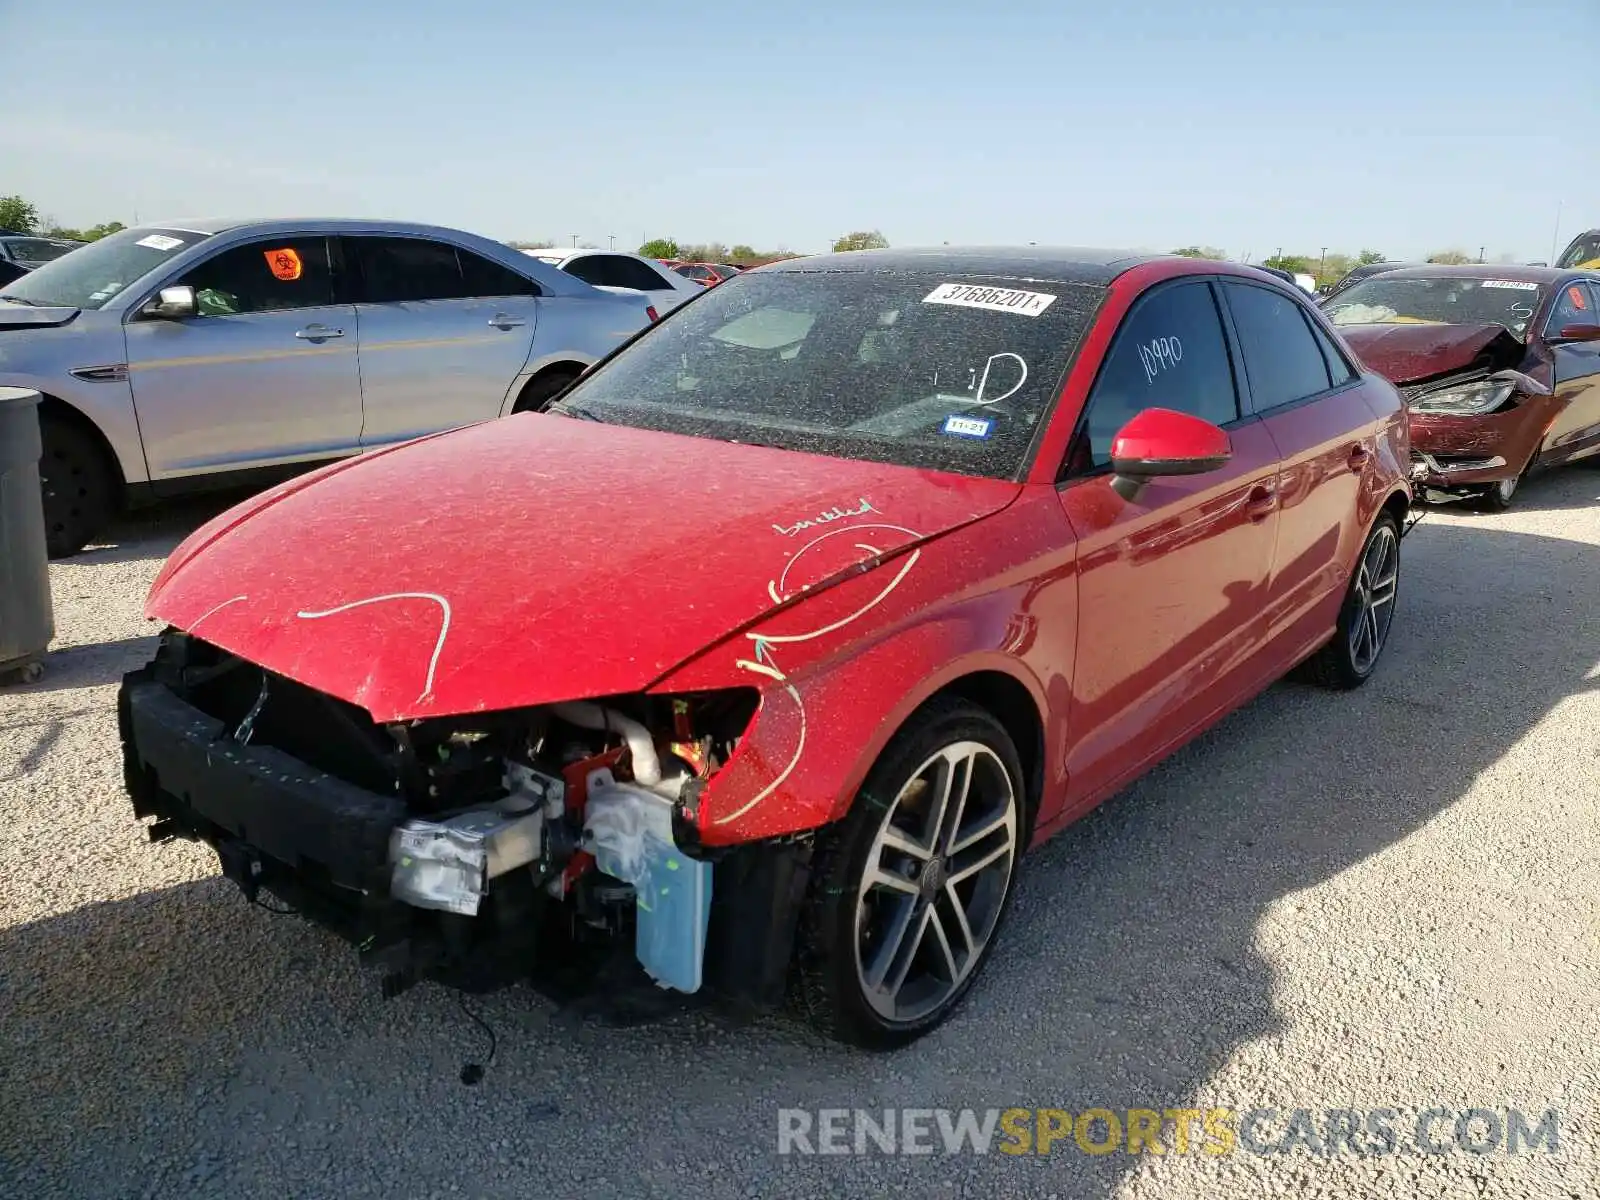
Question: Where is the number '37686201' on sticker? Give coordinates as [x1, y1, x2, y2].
[924, 283, 1057, 316]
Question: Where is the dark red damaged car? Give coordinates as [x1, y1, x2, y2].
[1325, 264, 1600, 509]
[119, 248, 1410, 1047]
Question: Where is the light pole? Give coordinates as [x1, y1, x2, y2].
[1319, 246, 1327, 273]
[609, 235, 616, 250]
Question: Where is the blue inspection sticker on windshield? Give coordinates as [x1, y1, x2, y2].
[942, 414, 994, 439]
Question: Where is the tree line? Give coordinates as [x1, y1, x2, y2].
[0, 194, 126, 243]
[1171, 245, 1516, 289]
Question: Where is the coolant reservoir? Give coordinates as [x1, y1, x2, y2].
[582, 768, 712, 993]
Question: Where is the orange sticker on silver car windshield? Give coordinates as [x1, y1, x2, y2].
[264, 248, 302, 281]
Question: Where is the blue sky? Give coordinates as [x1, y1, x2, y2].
[3, 0, 1596, 261]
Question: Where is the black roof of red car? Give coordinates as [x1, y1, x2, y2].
[766, 245, 1162, 285]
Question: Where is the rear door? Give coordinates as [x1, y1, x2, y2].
[1058, 278, 1282, 805]
[124, 234, 362, 479]
[1540, 280, 1600, 462]
[1219, 279, 1374, 658]
[343, 235, 541, 449]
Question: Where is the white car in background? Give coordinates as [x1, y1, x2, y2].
[522, 248, 703, 313]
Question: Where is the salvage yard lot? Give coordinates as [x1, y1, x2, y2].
[4, 472, 1598, 1199]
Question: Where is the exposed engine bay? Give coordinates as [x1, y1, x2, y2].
[119, 629, 810, 1007]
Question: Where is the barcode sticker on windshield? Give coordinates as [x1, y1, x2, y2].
[136, 234, 185, 251]
[924, 283, 1057, 316]
[1480, 280, 1538, 291]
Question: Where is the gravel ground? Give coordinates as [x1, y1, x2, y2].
[2, 472, 1597, 1200]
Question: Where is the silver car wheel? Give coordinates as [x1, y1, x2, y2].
[1348, 522, 1399, 675]
[853, 740, 1018, 1024]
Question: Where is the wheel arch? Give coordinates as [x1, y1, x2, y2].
[37, 392, 128, 495]
[506, 359, 591, 414]
[924, 669, 1047, 838]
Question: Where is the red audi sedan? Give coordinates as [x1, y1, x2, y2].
[119, 249, 1410, 1047]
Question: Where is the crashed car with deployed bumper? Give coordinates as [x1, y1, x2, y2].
[1325, 265, 1600, 509]
[120, 248, 1410, 1047]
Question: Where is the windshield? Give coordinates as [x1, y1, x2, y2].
[556, 270, 1102, 479]
[1323, 274, 1549, 338]
[0, 226, 211, 310]
[1557, 232, 1600, 270]
[5, 238, 79, 264]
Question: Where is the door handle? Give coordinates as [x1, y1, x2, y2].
[1245, 485, 1277, 522]
[488, 313, 528, 329]
[295, 325, 344, 340]
[1347, 444, 1371, 471]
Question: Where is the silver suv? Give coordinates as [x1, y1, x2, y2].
[0, 218, 656, 555]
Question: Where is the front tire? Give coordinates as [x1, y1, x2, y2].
[792, 698, 1024, 1048]
[1301, 511, 1401, 690]
[40, 414, 117, 558]
[1475, 472, 1520, 511]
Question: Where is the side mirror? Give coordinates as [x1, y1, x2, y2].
[1109, 407, 1231, 500]
[141, 285, 197, 320]
[1553, 323, 1600, 344]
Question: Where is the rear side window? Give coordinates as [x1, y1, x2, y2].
[349, 237, 466, 302]
[1076, 280, 1239, 468]
[1308, 318, 1356, 386]
[175, 237, 335, 314]
[459, 249, 536, 297]
[1223, 282, 1333, 410]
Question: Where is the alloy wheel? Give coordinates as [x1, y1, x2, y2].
[1347, 522, 1399, 675]
[853, 741, 1018, 1025]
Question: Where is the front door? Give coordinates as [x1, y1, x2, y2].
[124, 234, 362, 479]
[1541, 280, 1600, 463]
[1058, 279, 1281, 806]
[343, 235, 541, 449]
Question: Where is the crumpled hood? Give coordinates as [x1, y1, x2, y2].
[1338, 322, 1520, 385]
[0, 301, 80, 330]
[147, 415, 1020, 721]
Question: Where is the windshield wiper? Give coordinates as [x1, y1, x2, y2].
[0, 295, 37, 306]
[547, 401, 605, 422]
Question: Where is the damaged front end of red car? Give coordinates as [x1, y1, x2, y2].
[1341, 322, 1556, 502]
[120, 628, 817, 1006]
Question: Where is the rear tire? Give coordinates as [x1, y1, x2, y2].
[1301, 512, 1401, 690]
[511, 368, 583, 414]
[791, 697, 1024, 1049]
[40, 414, 117, 558]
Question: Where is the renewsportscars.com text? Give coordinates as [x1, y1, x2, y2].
[776, 1106, 1562, 1158]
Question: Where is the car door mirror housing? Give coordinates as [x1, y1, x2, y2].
[142, 285, 198, 320]
[1552, 323, 1600, 344]
[1110, 407, 1232, 481]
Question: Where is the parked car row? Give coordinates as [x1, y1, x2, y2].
[0, 219, 660, 555]
[117, 245, 1421, 1048]
[6, 218, 1597, 1050]
[0, 229, 84, 286]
